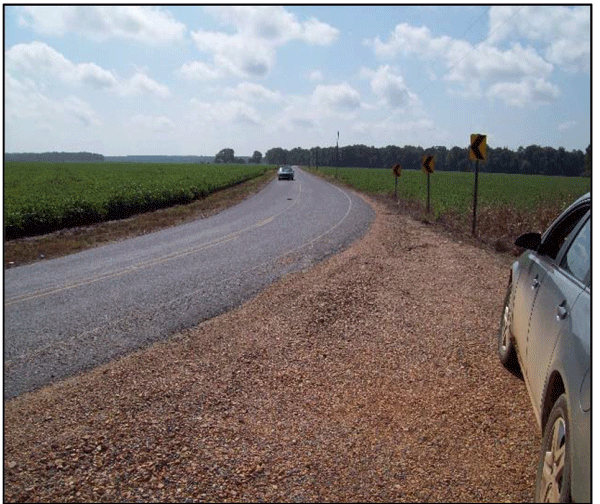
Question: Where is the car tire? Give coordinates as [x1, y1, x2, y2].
[535, 394, 571, 503]
[498, 284, 520, 373]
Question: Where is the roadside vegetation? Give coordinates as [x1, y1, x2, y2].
[310, 166, 591, 251]
[5, 161, 590, 267]
[5, 162, 273, 239]
[4, 164, 276, 267]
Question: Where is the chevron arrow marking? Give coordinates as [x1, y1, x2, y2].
[471, 134, 486, 160]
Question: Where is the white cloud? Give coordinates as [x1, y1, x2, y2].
[206, 6, 338, 46]
[558, 120, 577, 132]
[190, 99, 261, 125]
[191, 6, 338, 79]
[487, 78, 560, 107]
[367, 23, 454, 60]
[5, 74, 101, 127]
[191, 30, 274, 78]
[365, 17, 565, 106]
[487, 5, 590, 72]
[223, 82, 282, 103]
[362, 65, 416, 109]
[5, 73, 52, 120]
[367, 23, 553, 83]
[6, 42, 170, 98]
[312, 83, 361, 113]
[63, 96, 101, 126]
[130, 114, 175, 132]
[301, 17, 340, 45]
[18, 5, 186, 44]
[6, 41, 117, 89]
[268, 82, 363, 137]
[178, 61, 223, 81]
[290, 117, 316, 129]
[545, 37, 590, 73]
[444, 42, 553, 83]
[119, 72, 170, 98]
[351, 114, 439, 147]
[308, 70, 324, 83]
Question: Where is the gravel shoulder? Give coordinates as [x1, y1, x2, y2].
[4, 195, 540, 502]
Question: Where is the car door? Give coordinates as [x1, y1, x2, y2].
[525, 214, 590, 413]
[511, 250, 545, 358]
[512, 201, 590, 384]
[511, 201, 589, 371]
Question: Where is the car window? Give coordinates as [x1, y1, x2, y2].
[540, 204, 589, 260]
[560, 217, 590, 285]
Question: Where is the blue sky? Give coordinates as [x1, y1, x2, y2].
[4, 5, 591, 157]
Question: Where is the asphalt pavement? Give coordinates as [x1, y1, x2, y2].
[4, 168, 373, 399]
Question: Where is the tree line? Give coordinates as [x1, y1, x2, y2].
[5, 152, 105, 163]
[214, 148, 264, 164]
[264, 143, 591, 177]
[6, 143, 590, 177]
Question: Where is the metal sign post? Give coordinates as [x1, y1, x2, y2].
[472, 160, 479, 235]
[469, 134, 487, 236]
[392, 163, 402, 201]
[421, 155, 435, 213]
[427, 172, 431, 213]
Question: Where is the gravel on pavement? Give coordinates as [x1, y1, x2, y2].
[4, 195, 539, 502]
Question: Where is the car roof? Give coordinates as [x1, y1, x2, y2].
[573, 192, 591, 205]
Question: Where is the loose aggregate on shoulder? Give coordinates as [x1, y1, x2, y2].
[4, 195, 539, 502]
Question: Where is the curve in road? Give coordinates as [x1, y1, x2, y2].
[4, 168, 374, 399]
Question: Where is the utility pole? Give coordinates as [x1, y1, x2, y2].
[336, 131, 339, 179]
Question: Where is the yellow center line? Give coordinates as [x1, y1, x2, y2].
[5, 182, 301, 307]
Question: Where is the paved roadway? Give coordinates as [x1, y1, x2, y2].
[4, 168, 374, 399]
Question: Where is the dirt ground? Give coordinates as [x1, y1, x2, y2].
[4, 194, 540, 502]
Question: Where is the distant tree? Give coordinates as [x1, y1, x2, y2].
[259, 143, 585, 176]
[288, 147, 310, 165]
[583, 144, 591, 177]
[4, 151, 104, 162]
[250, 151, 263, 164]
[215, 148, 235, 163]
[265, 147, 287, 165]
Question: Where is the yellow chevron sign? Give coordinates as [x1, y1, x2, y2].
[469, 134, 487, 161]
[422, 155, 434, 174]
[392, 163, 402, 177]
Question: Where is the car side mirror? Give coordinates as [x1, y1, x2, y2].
[514, 232, 542, 251]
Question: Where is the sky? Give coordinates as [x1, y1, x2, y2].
[3, 4, 591, 157]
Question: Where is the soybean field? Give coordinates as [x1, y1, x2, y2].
[5, 162, 272, 238]
[311, 167, 590, 216]
[309, 166, 590, 241]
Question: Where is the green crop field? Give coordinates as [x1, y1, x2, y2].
[5, 162, 272, 238]
[309, 166, 590, 242]
[310, 167, 590, 216]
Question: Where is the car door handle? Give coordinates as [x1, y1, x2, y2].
[556, 301, 568, 320]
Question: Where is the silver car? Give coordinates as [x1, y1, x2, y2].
[278, 165, 295, 180]
[498, 192, 590, 502]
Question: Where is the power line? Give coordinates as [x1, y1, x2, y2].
[414, 6, 524, 99]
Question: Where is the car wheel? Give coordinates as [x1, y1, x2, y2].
[498, 284, 519, 372]
[535, 394, 571, 503]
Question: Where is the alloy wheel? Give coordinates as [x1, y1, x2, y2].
[539, 416, 566, 502]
